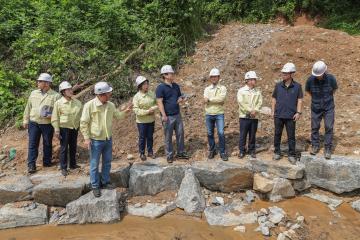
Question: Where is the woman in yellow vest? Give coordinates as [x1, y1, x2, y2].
[51, 81, 82, 176]
[132, 76, 158, 161]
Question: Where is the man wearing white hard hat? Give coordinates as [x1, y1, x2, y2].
[51, 81, 83, 176]
[237, 71, 263, 159]
[156, 65, 190, 163]
[80, 81, 132, 197]
[305, 61, 337, 159]
[132, 76, 158, 161]
[203, 68, 228, 161]
[271, 63, 303, 165]
[23, 73, 61, 174]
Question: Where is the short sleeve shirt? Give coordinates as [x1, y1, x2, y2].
[155, 82, 182, 116]
[305, 73, 337, 110]
[272, 80, 303, 119]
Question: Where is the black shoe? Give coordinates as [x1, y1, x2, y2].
[102, 183, 115, 190]
[324, 149, 332, 159]
[273, 153, 281, 161]
[220, 153, 228, 161]
[61, 169, 68, 176]
[176, 152, 190, 160]
[310, 146, 320, 155]
[167, 156, 174, 163]
[238, 152, 245, 159]
[28, 165, 36, 174]
[208, 151, 216, 159]
[69, 164, 81, 169]
[93, 188, 101, 198]
[140, 154, 147, 161]
[148, 153, 156, 159]
[250, 152, 256, 158]
[43, 163, 53, 167]
[288, 156, 297, 165]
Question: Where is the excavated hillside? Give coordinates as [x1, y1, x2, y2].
[1, 21, 360, 173]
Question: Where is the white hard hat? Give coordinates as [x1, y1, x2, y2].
[94, 82, 113, 95]
[312, 61, 327, 77]
[160, 65, 174, 74]
[245, 71, 258, 80]
[281, 63, 296, 73]
[37, 73, 53, 82]
[209, 68, 220, 77]
[59, 81, 72, 92]
[135, 76, 148, 87]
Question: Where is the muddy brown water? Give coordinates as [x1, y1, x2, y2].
[0, 197, 359, 240]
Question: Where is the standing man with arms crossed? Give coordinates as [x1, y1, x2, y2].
[80, 82, 132, 197]
[203, 68, 228, 161]
[271, 63, 303, 165]
[23, 73, 61, 174]
[156, 65, 190, 163]
[305, 61, 337, 159]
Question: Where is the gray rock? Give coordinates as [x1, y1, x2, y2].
[250, 158, 304, 180]
[268, 178, 295, 202]
[253, 173, 274, 193]
[0, 175, 33, 204]
[176, 169, 205, 214]
[33, 176, 89, 207]
[211, 196, 224, 206]
[351, 199, 360, 212]
[29, 172, 62, 183]
[292, 176, 311, 192]
[0, 202, 48, 229]
[304, 193, 343, 209]
[191, 160, 253, 192]
[110, 164, 131, 188]
[126, 202, 176, 219]
[129, 162, 185, 196]
[64, 189, 123, 224]
[204, 201, 258, 226]
[245, 190, 256, 203]
[300, 153, 360, 194]
[260, 225, 270, 236]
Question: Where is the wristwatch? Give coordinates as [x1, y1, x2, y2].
[296, 112, 302, 115]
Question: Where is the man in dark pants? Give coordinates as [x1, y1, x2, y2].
[305, 61, 337, 159]
[23, 73, 60, 173]
[271, 63, 303, 164]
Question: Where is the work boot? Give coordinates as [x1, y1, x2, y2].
[176, 152, 190, 160]
[238, 152, 245, 159]
[28, 165, 36, 174]
[250, 152, 256, 159]
[167, 156, 174, 163]
[148, 153, 156, 159]
[273, 153, 281, 161]
[140, 154, 147, 161]
[310, 145, 319, 155]
[69, 164, 81, 170]
[208, 150, 216, 159]
[324, 148, 332, 159]
[61, 169, 68, 177]
[220, 153, 228, 161]
[93, 188, 101, 198]
[102, 183, 115, 190]
[43, 162, 53, 168]
[288, 156, 297, 165]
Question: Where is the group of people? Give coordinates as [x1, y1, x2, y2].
[22, 60, 337, 197]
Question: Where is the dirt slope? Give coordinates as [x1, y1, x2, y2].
[1, 21, 360, 173]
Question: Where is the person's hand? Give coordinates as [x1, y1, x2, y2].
[250, 111, 256, 118]
[55, 132, 61, 140]
[84, 139, 91, 150]
[23, 123, 28, 129]
[204, 97, 209, 103]
[148, 108, 155, 114]
[271, 112, 275, 119]
[124, 102, 133, 113]
[162, 115, 168, 122]
[293, 113, 301, 121]
[177, 97, 185, 104]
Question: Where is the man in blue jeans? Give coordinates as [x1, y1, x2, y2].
[203, 68, 228, 161]
[156, 65, 190, 163]
[305, 61, 337, 159]
[80, 82, 132, 197]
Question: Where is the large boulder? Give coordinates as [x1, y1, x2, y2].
[191, 161, 253, 192]
[300, 153, 360, 194]
[176, 169, 205, 214]
[204, 200, 258, 226]
[268, 178, 295, 202]
[0, 202, 48, 229]
[0, 175, 33, 204]
[250, 158, 304, 180]
[253, 173, 274, 193]
[126, 202, 176, 219]
[32, 176, 89, 207]
[110, 164, 131, 188]
[129, 162, 185, 196]
[63, 189, 124, 224]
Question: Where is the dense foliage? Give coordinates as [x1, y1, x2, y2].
[0, 0, 359, 127]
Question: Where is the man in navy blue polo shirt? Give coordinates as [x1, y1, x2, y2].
[305, 61, 337, 159]
[156, 65, 190, 163]
[271, 63, 303, 164]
